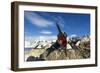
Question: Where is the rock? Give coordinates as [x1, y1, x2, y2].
[26, 56, 45, 61]
[66, 49, 84, 59]
[40, 49, 68, 60]
[47, 50, 67, 60]
[40, 48, 85, 60]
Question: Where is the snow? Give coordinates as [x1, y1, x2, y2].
[25, 40, 54, 48]
[67, 44, 72, 49]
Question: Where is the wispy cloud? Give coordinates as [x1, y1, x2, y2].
[70, 34, 77, 38]
[57, 16, 65, 27]
[39, 35, 56, 40]
[25, 35, 57, 42]
[40, 30, 52, 35]
[24, 31, 31, 35]
[52, 16, 65, 28]
[24, 11, 54, 27]
[25, 36, 34, 42]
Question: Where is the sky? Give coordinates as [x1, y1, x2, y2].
[24, 11, 90, 41]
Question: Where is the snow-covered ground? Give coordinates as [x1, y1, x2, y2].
[25, 39, 56, 49]
[25, 35, 90, 49]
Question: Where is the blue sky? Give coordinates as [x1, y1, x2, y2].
[24, 11, 90, 40]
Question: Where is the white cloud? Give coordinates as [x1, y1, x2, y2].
[25, 36, 34, 42]
[25, 35, 57, 42]
[39, 35, 56, 40]
[25, 12, 54, 27]
[40, 30, 52, 35]
[70, 34, 77, 38]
